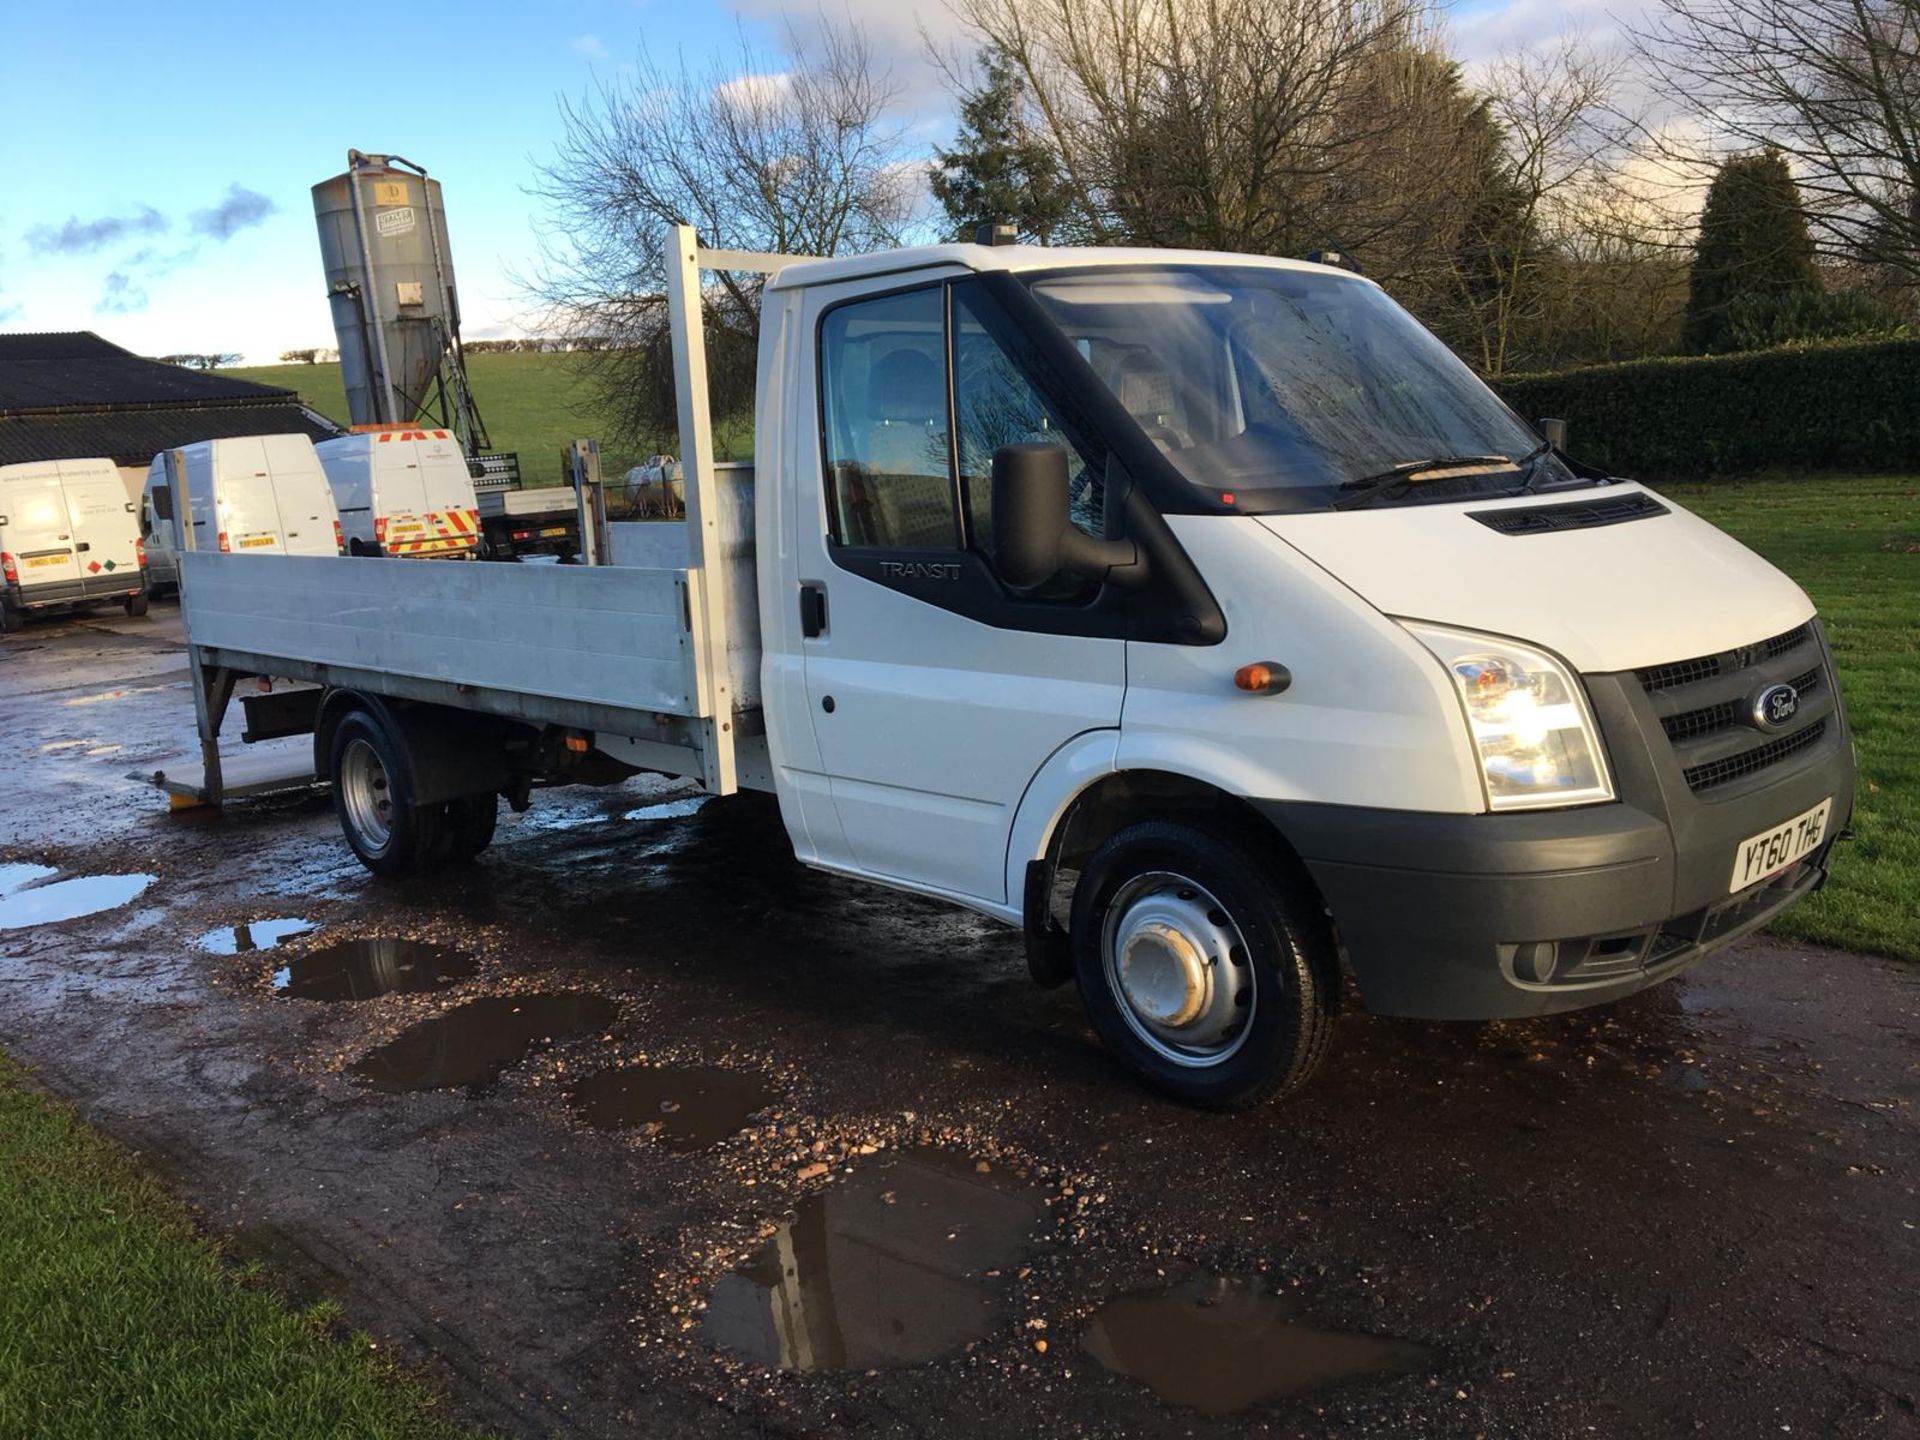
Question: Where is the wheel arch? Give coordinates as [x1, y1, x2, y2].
[1011, 754, 1331, 988]
[314, 689, 509, 805]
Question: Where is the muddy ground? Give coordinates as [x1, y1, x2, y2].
[1, 606, 1915, 1438]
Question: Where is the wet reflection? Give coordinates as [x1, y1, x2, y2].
[273, 937, 473, 1002]
[200, 917, 315, 955]
[704, 1148, 1043, 1370]
[0, 871, 153, 930]
[348, 992, 618, 1092]
[1081, 1275, 1431, 1413]
[567, 1063, 773, 1151]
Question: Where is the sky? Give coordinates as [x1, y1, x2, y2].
[0, 0, 1617, 364]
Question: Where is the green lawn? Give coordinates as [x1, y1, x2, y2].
[1667, 474, 1920, 960]
[226, 352, 655, 485]
[0, 1053, 477, 1440]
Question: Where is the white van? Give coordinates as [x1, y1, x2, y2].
[314, 429, 481, 559]
[0, 458, 150, 631]
[142, 434, 344, 588]
[159, 232, 1858, 1108]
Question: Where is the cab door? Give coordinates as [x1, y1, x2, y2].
[789, 277, 1126, 907]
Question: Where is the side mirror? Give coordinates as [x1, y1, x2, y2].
[1538, 417, 1568, 451]
[991, 443, 1145, 591]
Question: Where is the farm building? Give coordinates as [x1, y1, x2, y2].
[0, 332, 340, 499]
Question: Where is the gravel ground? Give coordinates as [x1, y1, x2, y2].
[1, 604, 1915, 1438]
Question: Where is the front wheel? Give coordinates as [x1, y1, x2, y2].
[1070, 820, 1340, 1108]
[328, 710, 442, 877]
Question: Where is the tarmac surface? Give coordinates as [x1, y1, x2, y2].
[1, 604, 1916, 1437]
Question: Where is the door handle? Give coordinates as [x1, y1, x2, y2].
[799, 583, 827, 638]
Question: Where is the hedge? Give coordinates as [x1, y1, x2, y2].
[1491, 336, 1920, 479]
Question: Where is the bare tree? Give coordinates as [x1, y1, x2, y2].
[1443, 41, 1630, 373]
[1635, 0, 1920, 289]
[949, 0, 1460, 257]
[526, 19, 920, 445]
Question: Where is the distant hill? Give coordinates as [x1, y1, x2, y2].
[222, 352, 658, 484]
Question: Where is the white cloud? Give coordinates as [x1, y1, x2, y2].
[570, 33, 610, 60]
[713, 70, 794, 112]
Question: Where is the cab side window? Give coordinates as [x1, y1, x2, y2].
[951, 286, 1103, 556]
[819, 287, 958, 550]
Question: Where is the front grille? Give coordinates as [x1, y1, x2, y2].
[1683, 719, 1828, 791]
[1638, 655, 1721, 691]
[1661, 666, 1823, 744]
[1633, 622, 1833, 793]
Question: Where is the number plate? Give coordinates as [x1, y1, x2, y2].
[539, 526, 568, 537]
[26, 554, 69, 568]
[237, 535, 276, 549]
[1729, 797, 1831, 893]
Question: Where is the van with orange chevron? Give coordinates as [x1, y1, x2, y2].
[315, 429, 481, 559]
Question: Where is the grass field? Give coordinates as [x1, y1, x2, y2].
[0, 1053, 476, 1440]
[1669, 475, 1920, 961]
[223, 353, 747, 486]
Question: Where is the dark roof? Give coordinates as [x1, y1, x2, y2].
[0, 331, 341, 467]
[0, 331, 297, 412]
[0, 403, 340, 468]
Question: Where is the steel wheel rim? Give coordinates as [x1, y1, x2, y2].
[339, 737, 394, 854]
[1101, 870, 1256, 1068]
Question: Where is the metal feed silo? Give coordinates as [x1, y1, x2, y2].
[312, 151, 485, 449]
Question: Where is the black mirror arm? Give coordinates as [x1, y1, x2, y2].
[1059, 530, 1149, 589]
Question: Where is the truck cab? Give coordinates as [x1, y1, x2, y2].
[747, 243, 1852, 1104]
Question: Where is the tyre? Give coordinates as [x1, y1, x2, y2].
[124, 592, 150, 617]
[0, 600, 22, 634]
[439, 792, 499, 861]
[348, 538, 372, 557]
[328, 709, 442, 877]
[1070, 819, 1340, 1108]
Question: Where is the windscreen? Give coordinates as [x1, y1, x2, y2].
[1027, 266, 1563, 512]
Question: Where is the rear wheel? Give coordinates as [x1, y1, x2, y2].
[329, 710, 442, 877]
[439, 792, 499, 860]
[0, 600, 22, 634]
[124, 592, 149, 617]
[1071, 819, 1340, 1108]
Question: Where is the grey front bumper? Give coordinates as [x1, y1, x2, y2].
[1257, 660, 1856, 1021]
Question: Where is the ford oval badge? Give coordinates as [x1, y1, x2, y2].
[1753, 682, 1800, 730]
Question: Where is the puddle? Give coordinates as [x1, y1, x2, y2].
[703, 1147, 1043, 1371]
[275, 937, 475, 1002]
[621, 796, 710, 821]
[348, 992, 618, 1092]
[0, 872, 154, 930]
[1080, 1275, 1431, 1414]
[0, 862, 59, 896]
[199, 917, 315, 955]
[567, 1063, 773, 1151]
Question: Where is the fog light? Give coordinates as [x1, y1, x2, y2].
[1511, 941, 1560, 984]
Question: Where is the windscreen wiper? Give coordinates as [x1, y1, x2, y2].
[1505, 439, 1557, 497]
[1329, 454, 1518, 511]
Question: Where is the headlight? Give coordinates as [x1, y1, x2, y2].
[1402, 622, 1614, 811]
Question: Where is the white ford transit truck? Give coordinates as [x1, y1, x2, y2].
[154, 230, 1853, 1106]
